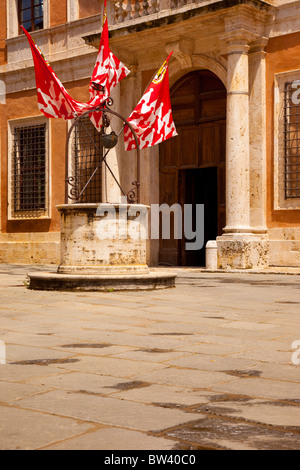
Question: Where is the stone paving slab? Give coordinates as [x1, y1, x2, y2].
[45, 427, 175, 451]
[202, 398, 300, 428]
[44, 355, 168, 377]
[0, 381, 48, 402]
[108, 384, 216, 406]
[211, 376, 300, 401]
[0, 264, 300, 450]
[0, 405, 92, 451]
[26, 371, 148, 395]
[17, 389, 195, 432]
[0, 363, 69, 382]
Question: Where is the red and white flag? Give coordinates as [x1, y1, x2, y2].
[21, 1, 129, 130]
[124, 53, 177, 151]
[89, 0, 130, 130]
[21, 25, 89, 120]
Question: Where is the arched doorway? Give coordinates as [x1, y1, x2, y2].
[159, 70, 226, 266]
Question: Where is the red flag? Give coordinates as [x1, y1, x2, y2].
[20, 25, 88, 120]
[22, 2, 129, 130]
[124, 53, 177, 151]
[89, 0, 130, 130]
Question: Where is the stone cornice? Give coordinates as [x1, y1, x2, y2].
[1, 0, 300, 95]
[84, 0, 275, 49]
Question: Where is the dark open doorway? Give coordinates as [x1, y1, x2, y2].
[179, 167, 218, 267]
[159, 70, 226, 267]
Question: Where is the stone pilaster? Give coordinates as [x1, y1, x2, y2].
[67, 0, 79, 22]
[249, 38, 269, 235]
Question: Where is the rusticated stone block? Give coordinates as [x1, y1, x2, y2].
[217, 236, 269, 270]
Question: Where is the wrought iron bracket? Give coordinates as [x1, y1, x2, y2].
[127, 181, 140, 204]
[65, 102, 140, 205]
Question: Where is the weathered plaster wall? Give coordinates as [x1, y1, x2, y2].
[0, 0, 6, 64]
[50, 0, 67, 26]
[0, 77, 92, 264]
[266, 32, 300, 228]
[266, 32, 300, 265]
[79, 0, 101, 19]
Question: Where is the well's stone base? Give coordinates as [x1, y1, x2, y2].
[28, 270, 176, 292]
[57, 265, 150, 275]
[57, 203, 150, 274]
[27, 203, 177, 292]
[217, 235, 269, 270]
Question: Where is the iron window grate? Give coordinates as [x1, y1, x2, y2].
[73, 116, 103, 203]
[284, 82, 300, 199]
[12, 124, 46, 213]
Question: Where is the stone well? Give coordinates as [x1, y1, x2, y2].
[28, 203, 176, 291]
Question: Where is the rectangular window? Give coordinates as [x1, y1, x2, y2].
[11, 123, 47, 215]
[19, 0, 44, 33]
[284, 82, 300, 199]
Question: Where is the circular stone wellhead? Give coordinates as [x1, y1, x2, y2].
[27, 203, 177, 291]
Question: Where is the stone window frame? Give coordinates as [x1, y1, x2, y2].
[67, 0, 79, 22]
[6, 0, 49, 38]
[7, 116, 51, 220]
[274, 70, 300, 210]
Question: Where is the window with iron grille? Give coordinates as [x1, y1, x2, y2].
[19, 0, 44, 33]
[284, 82, 300, 199]
[12, 123, 47, 214]
[73, 116, 103, 203]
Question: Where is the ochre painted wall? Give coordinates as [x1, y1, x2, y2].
[266, 32, 300, 228]
[1, 79, 90, 234]
[79, 0, 101, 19]
[0, 0, 7, 64]
[50, 0, 67, 27]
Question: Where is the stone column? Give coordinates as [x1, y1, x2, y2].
[216, 30, 269, 270]
[223, 30, 254, 234]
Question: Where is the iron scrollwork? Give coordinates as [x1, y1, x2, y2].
[65, 101, 140, 205]
[127, 181, 140, 204]
[66, 176, 80, 201]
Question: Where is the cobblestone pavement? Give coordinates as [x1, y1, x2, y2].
[0, 264, 299, 450]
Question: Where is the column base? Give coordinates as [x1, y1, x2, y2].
[216, 234, 269, 270]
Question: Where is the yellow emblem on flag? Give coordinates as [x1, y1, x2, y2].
[102, 4, 107, 26]
[153, 61, 168, 84]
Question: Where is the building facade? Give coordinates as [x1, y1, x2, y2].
[0, 0, 300, 269]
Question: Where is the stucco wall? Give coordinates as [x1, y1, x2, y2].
[79, 0, 101, 19]
[266, 32, 300, 265]
[266, 32, 300, 229]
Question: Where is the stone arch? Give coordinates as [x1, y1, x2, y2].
[159, 68, 227, 267]
[169, 54, 227, 90]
